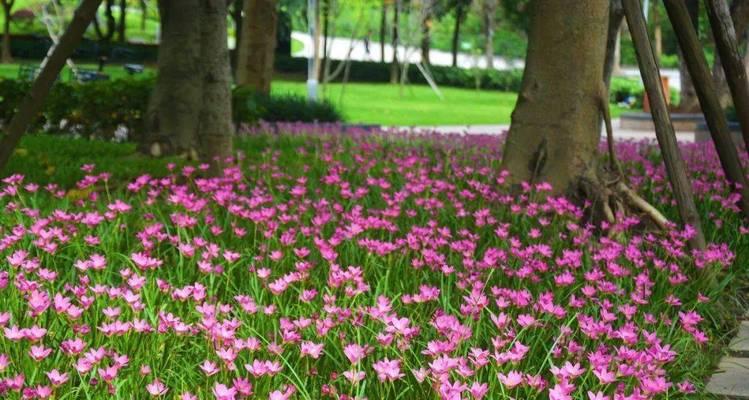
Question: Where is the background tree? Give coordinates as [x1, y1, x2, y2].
[142, 0, 233, 172]
[117, 0, 126, 42]
[420, 0, 434, 64]
[93, 0, 117, 42]
[712, 0, 749, 107]
[677, 0, 700, 112]
[478, 0, 497, 68]
[390, 0, 400, 83]
[1, 0, 14, 63]
[502, 0, 609, 197]
[448, 0, 472, 67]
[236, 0, 278, 94]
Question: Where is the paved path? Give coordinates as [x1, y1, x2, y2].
[707, 312, 749, 399]
[291, 32, 682, 90]
[396, 119, 697, 143]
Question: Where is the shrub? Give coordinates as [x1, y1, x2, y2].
[233, 88, 342, 124]
[0, 78, 343, 140]
[609, 76, 680, 109]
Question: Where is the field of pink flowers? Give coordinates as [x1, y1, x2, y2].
[0, 126, 747, 399]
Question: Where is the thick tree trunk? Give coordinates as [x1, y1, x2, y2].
[198, 0, 234, 173]
[117, 0, 126, 42]
[380, 0, 386, 63]
[482, 0, 496, 69]
[712, 0, 749, 108]
[143, 0, 233, 171]
[236, 0, 278, 94]
[1, 1, 12, 64]
[502, 0, 609, 194]
[678, 0, 701, 112]
[143, 0, 202, 157]
[451, 4, 464, 67]
[0, 0, 102, 171]
[390, 0, 399, 84]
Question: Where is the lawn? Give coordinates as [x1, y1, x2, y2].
[0, 129, 745, 399]
[272, 80, 631, 126]
[0, 62, 156, 81]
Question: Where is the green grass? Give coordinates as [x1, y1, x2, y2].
[272, 80, 631, 126]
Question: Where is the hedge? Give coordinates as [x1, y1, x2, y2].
[0, 78, 342, 141]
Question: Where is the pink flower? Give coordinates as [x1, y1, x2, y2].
[46, 369, 69, 386]
[372, 358, 404, 382]
[343, 343, 366, 364]
[300, 341, 324, 359]
[497, 370, 523, 389]
[146, 379, 168, 396]
[212, 383, 237, 400]
[200, 360, 220, 376]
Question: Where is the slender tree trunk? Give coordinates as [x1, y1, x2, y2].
[117, 0, 126, 42]
[420, 0, 431, 65]
[198, 0, 234, 173]
[321, 0, 329, 81]
[1, 1, 12, 64]
[139, 0, 147, 30]
[502, 0, 609, 194]
[380, 0, 386, 63]
[678, 0, 700, 112]
[390, 0, 399, 84]
[93, 0, 116, 42]
[712, 0, 749, 108]
[236, 0, 278, 94]
[653, 1, 662, 61]
[0, 0, 102, 171]
[665, 0, 749, 218]
[605, 0, 625, 87]
[483, 0, 496, 69]
[451, 4, 464, 67]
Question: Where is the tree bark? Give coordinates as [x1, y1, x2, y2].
[420, 0, 432, 65]
[482, 0, 496, 69]
[93, 0, 116, 42]
[236, 0, 278, 94]
[451, 3, 465, 67]
[0, 0, 102, 171]
[707, 0, 749, 158]
[321, 0, 329, 80]
[117, 0, 126, 42]
[502, 0, 608, 193]
[604, 0, 625, 88]
[623, 0, 706, 250]
[677, 0, 701, 112]
[712, 0, 749, 108]
[665, 0, 749, 219]
[1, 0, 14, 63]
[139, 0, 147, 30]
[390, 0, 399, 84]
[380, 0, 386, 63]
[198, 0, 234, 174]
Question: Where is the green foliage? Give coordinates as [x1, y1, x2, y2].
[233, 88, 342, 124]
[609, 76, 680, 108]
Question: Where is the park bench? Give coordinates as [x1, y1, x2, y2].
[69, 67, 110, 83]
[111, 47, 145, 75]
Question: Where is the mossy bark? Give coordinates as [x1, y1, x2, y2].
[502, 0, 610, 196]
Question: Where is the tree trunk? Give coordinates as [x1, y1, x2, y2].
[712, 0, 749, 108]
[0, 0, 102, 171]
[93, 0, 116, 42]
[665, 0, 749, 219]
[653, 1, 662, 61]
[143, 0, 203, 157]
[117, 0, 126, 42]
[604, 0, 625, 87]
[677, 0, 700, 112]
[502, 0, 609, 194]
[451, 4, 464, 67]
[1, 1, 12, 64]
[380, 0, 386, 63]
[140, 0, 147, 30]
[321, 0, 329, 81]
[482, 0, 496, 69]
[236, 0, 278, 94]
[198, 0, 234, 173]
[390, 0, 399, 84]
[420, 0, 431, 65]
[143, 0, 233, 172]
